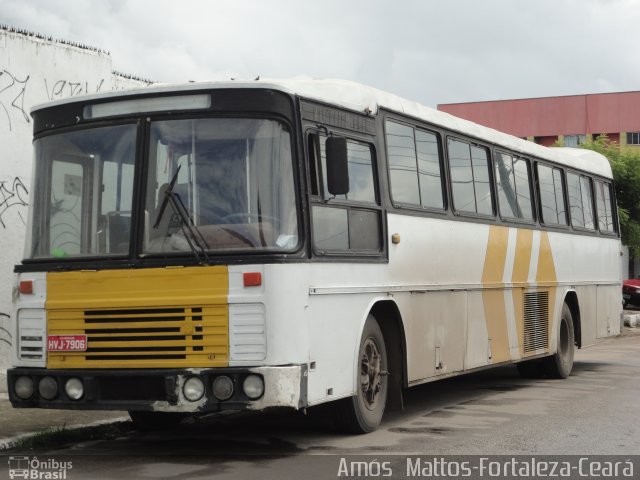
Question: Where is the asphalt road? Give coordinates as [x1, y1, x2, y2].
[3, 330, 639, 480]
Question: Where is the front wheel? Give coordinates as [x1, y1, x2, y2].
[333, 315, 388, 434]
[543, 303, 575, 379]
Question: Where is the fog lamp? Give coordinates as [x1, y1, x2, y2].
[212, 376, 234, 401]
[183, 376, 205, 402]
[242, 374, 264, 400]
[65, 378, 84, 400]
[14, 376, 34, 400]
[38, 376, 58, 400]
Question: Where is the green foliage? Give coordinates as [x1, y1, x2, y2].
[580, 135, 640, 255]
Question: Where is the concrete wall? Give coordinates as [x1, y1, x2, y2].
[0, 27, 150, 370]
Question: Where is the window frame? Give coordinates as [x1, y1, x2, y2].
[594, 179, 618, 235]
[384, 118, 447, 213]
[566, 170, 597, 232]
[535, 161, 570, 230]
[493, 149, 536, 224]
[446, 136, 495, 219]
[305, 126, 385, 259]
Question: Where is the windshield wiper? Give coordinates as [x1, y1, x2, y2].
[153, 166, 210, 264]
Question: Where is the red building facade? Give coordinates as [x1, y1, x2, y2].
[438, 91, 640, 149]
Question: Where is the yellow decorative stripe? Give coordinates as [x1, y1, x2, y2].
[511, 228, 533, 357]
[46, 266, 229, 369]
[481, 226, 510, 363]
[536, 232, 558, 345]
[482, 226, 559, 362]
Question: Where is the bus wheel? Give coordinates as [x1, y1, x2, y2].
[543, 303, 575, 379]
[129, 411, 190, 431]
[334, 315, 388, 433]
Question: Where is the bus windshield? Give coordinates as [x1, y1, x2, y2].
[144, 118, 298, 255]
[28, 124, 137, 259]
[26, 117, 298, 260]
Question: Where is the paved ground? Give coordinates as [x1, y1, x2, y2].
[1, 323, 638, 449]
[0, 326, 639, 479]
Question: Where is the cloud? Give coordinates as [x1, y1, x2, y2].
[1, 0, 639, 107]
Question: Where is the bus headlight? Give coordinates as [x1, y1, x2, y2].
[242, 374, 264, 400]
[183, 376, 205, 402]
[14, 376, 34, 400]
[38, 376, 58, 400]
[65, 378, 84, 400]
[212, 376, 234, 401]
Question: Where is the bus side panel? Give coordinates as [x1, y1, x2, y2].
[597, 285, 621, 337]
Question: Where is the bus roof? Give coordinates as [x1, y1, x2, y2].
[33, 78, 613, 179]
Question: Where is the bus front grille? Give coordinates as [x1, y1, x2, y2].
[47, 306, 229, 369]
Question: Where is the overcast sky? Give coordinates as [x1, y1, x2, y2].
[2, 0, 639, 107]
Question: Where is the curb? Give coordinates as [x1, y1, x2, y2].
[624, 314, 640, 328]
[0, 416, 130, 451]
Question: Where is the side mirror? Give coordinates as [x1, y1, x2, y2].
[325, 136, 349, 196]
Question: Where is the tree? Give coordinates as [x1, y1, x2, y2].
[580, 135, 640, 255]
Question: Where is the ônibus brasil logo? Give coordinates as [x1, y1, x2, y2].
[8, 456, 73, 479]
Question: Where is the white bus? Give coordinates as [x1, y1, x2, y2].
[8, 79, 621, 433]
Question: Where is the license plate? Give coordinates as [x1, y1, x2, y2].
[47, 335, 87, 352]
[623, 294, 631, 300]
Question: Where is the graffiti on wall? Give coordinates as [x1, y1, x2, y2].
[44, 78, 105, 101]
[0, 177, 29, 228]
[0, 70, 30, 131]
[1, 69, 109, 131]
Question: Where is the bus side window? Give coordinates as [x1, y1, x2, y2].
[385, 120, 444, 210]
[309, 132, 381, 254]
[448, 138, 493, 216]
[537, 164, 568, 226]
[495, 152, 534, 221]
[567, 172, 595, 230]
[595, 180, 616, 233]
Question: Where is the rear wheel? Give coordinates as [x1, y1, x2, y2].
[334, 315, 388, 434]
[543, 303, 575, 379]
[128, 411, 190, 431]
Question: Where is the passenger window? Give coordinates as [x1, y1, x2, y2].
[567, 172, 595, 230]
[595, 180, 616, 233]
[308, 131, 382, 254]
[386, 120, 444, 209]
[448, 138, 493, 215]
[537, 164, 567, 226]
[495, 152, 534, 221]
[315, 134, 377, 204]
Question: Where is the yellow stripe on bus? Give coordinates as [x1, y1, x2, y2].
[511, 228, 533, 357]
[536, 231, 558, 347]
[481, 226, 510, 363]
[482, 226, 559, 362]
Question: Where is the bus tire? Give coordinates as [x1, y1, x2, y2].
[543, 303, 575, 379]
[129, 411, 189, 431]
[334, 315, 388, 434]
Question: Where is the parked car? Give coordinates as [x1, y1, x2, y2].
[623, 279, 640, 308]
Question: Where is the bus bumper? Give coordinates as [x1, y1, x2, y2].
[7, 365, 308, 413]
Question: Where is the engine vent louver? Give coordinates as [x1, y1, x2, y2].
[523, 291, 549, 353]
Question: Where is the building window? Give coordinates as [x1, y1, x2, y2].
[627, 132, 640, 145]
[563, 135, 586, 147]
